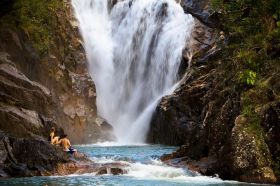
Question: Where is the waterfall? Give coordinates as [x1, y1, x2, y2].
[72, 0, 194, 144]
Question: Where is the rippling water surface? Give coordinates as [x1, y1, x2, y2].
[0, 145, 261, 186]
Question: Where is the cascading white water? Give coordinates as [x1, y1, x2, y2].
[72, 0, 194, 144]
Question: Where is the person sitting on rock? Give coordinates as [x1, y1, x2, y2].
[49, 127, 60, 145]
[57, 134, 77, 154]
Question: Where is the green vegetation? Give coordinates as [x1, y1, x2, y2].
[211, 0, 280, 177]
[212, 0, 280, 86]
[241, 92, 268, 167]
[0, 0, 63, 54]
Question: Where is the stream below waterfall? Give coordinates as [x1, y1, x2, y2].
[0, 145, 261, 186]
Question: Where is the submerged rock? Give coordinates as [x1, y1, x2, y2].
[95, 167, 128, 176]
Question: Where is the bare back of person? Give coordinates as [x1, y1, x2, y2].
[57, 134, 77, 154]
[60, 138, 71, 151]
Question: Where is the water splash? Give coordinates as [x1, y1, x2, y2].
[72, 0, 194, 143]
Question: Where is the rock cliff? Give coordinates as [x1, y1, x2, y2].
[149, 0, 280, 184]
[0, 0, 112, 144]
[0, 0, 115, 177]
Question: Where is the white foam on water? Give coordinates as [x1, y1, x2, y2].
[125, 161, 241, 184]
[91, 157, 234, 184]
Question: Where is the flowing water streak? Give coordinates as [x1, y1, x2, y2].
[72, 0, 194, 143]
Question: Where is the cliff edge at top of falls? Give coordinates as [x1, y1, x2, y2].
[148, 0, 280, 184]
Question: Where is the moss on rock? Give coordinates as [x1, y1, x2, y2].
[0, 0, 63, 54]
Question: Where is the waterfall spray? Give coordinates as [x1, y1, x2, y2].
[72, 0, 194, 144]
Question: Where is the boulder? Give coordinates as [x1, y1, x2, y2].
[181, 0, 220, 28]
[230, 115, 277, 183]
[148, 73, 206, 147]
[0, 131, 128, 177]
[0, 132, 70, 177]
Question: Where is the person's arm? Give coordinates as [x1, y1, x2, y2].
[67, 139, 71, 147]
[50, 132, 55, 144]
[57, 139, 62, 145]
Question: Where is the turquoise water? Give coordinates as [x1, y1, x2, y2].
[0, 144, 261, 186]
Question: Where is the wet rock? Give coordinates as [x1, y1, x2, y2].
[111, 167, 127, 175]
[148, 71, 210, 151]
[181, 0, 220, 70]
[181, 0, 220, 28]
[56, 160, 129, 176]
[186, 157, 216, 176]
[95, 167, 108, 175]
[96, 164, 128, 176]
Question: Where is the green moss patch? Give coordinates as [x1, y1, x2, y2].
[0, 0, 63, 54]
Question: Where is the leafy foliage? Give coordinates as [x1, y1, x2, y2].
[238, 69, 256, 86]
[211, 0, 280, 86]
[211, 0, 280, 178]
[0, 0, 62, 54]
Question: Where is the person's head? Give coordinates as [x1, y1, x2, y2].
[61, 134, 67, 139]
[51, 127, 55, 132]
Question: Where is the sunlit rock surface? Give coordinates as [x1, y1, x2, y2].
[0, 0, 112, 144]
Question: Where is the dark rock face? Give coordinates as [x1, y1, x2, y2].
[0, 0, 14, 17]
[0, 132, 70, 177]
[148, 73, 206, 147]
[0, 131, 129, 177]
[96, 166, 128, 176]
[262, 103, 280, 166]
[149, 1, 279, 184]
[150, 59, 279, 184]
[148, 65, 240, 159]
[180, 0, 220, 71]
[181, 0, 220, 28]
[0, 54, 63, 139]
